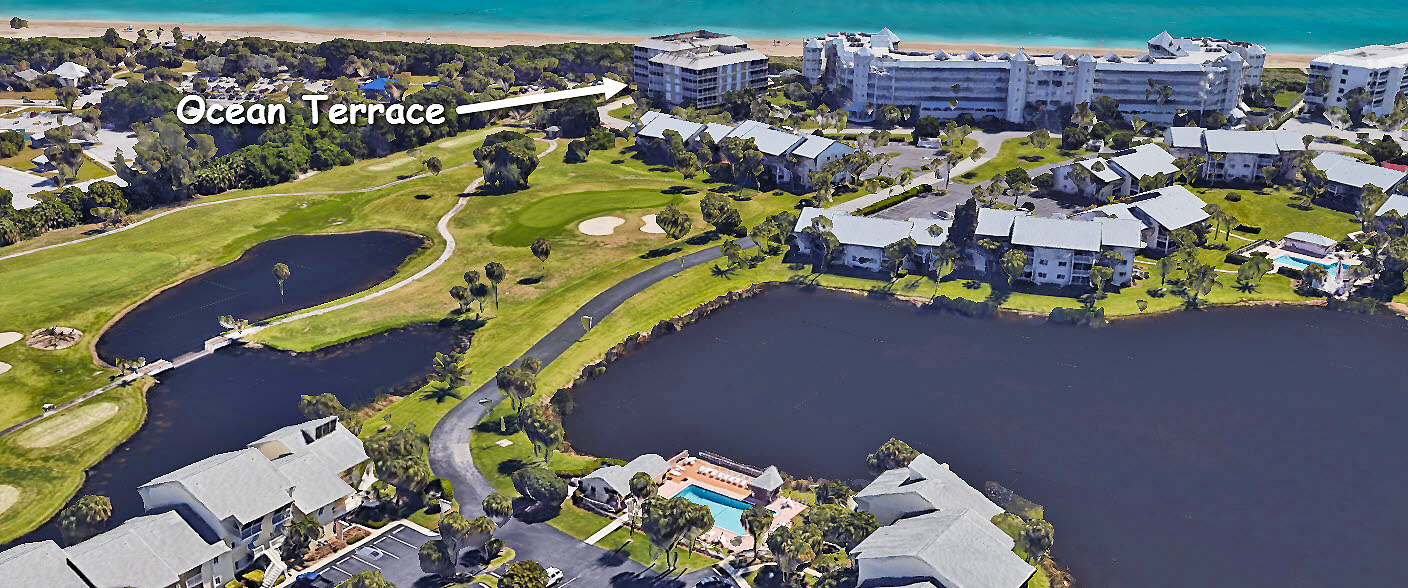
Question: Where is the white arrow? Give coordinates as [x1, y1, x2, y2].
[455, 79, 628, 116]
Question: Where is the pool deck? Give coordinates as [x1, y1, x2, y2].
[658, 456, 808, 553]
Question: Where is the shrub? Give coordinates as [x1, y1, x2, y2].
[1048, 306, 1106, 327]
[929, 295, 997, 318]
[1225, 252, 1249, 264]
[1235, 224, 1261, 234]
[1224, 192, 1242, 202]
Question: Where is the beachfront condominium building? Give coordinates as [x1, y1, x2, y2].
[803, 29, 1264, 125]
[1304, 43, 1408, 117]
[634, 31, 769, 108]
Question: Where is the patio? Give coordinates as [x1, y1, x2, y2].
[657, 454, 808, 553]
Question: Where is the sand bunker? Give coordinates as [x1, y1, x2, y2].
[0, 362, 9, 376]
[578, 216, 625, 236]
[367, 157, 414, 171]
[0, 486, 18, 516]
[640, 214, 665, 234]
[0, 332, 21, 349]
[16, 402, 120, 448]
[27, 326, 82, 350]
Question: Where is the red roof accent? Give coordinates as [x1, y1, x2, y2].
[1381, 162, 1408, 173]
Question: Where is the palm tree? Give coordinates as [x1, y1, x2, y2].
[58, 495, 111, 545]
[1000, 249, 1029, 287]
[1301, 263, 1329, 292]
[483, 492, 514, 527]
[627, 472, 657, 538]
[282, 515, 324, 561]
[740, 505, 775, 563]
[484, 262, 506, 309]
[272, 263, 291, 302]
[419, 539, 456, 577]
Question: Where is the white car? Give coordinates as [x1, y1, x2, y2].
[544, 567, 565, 586]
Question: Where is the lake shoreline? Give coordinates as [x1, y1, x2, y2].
[3, 19, 1322, 69]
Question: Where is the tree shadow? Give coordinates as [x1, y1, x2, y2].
[685, 232, 720, 245]
[516, 276, 543, 285]
[419, 382, 463, 404]
[497, 458, 531, 477]
[414, 193, 433, 200]
[512, 502, 561, 524]
[640, 246, 683, 259]
[710, 264, 738, 279]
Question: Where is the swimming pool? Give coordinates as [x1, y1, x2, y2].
[672, 484, 753, 535]
[1273, 254, 1339, 274]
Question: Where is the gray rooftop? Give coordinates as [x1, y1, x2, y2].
[909, 218, 953, 247]
[143, 448, 293, 525]
[856, 454, 1003, 520]
[1107, 143, 1179, 180]
[584, 454, 669, 496]
[1126, 185, 1211, 230]
[1091, 217, 1147, 249]
[1204, 129, 1282, 155]
[854, 509, 1034, 588]
[636, 30, 748, 52]
[649, 45, 767, 70]
[795, 207, 923, 248]
[701, 122, 736, 143]
[49, 62, 90, 79]
[1165, 126, 1204, 149]
[64, 511, 228, 588]
[1376, 193, 1408, 217]
[791, 135, 846, 159]
[637, 115, 706, 141]
[1071, 158, 1122, 183]
[1313, 152, 1408, 190]
[1010, 215, 1104, 251]
[974, 208, 1027, 238]
[748, 466, 784, 492]
[0, 541, 89, 588]
[250, 417, 369, 475]
[273, 452, 356, 514]
[725, 120, 807, 156]
[1283, 231, 1338, 247]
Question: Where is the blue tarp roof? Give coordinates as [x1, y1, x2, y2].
[360, 78, 392, 91]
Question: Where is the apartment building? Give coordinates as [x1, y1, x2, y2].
[974, 209, 1142, 287]
[791, 207, 950, 272]
[635, 113, 855, 189]
[1311, 152, 1408, 202]
[1077, 185, 1212, 252]
[633, 31, 769, 107]
[804, 29, 1263, 125]
[1165, 127, 1304, 184]
[1305, 43, 1408, 116]
[1051, 143, 1180, 200]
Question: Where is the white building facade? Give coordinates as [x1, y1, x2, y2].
[804, 30, 1263, 125]
[634, 31, 769, 108]
[1305, 43, 1408, 117]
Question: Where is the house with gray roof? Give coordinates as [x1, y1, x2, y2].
[49, 62, 91, 86]
[747, 466, 784, 503]
[65, 511, 233, 588]
[792, 207, 951, 273]
[1080, 184, 1211, 251]
[0, 540, 90, 588]
[632, 113, 855, 190]
[579, 454, 669, 511]
[971, 209, 1141, 288]
[1050, 144, 1178, 201]
[853, 509, 1034, 588]
[855, 454, 1003, 526]
[1312, 152, 1408, 203]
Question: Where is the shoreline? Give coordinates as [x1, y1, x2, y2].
[4, 19, 1319, 69]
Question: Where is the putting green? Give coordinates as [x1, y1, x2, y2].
[15, 402, 120, 448]
[490, 188, 681, 246]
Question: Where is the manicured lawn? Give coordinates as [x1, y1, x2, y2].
[958, 138, 1081, 184]
[1189, 186, 1359, 241]
[1275, 91, 1303, 108]
[489, 188, 684, 247]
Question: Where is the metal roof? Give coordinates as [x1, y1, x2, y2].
[724, 120, 807, 156]
[1313, 152, 1408, 190]
[1165, 126, 1204, 149]
[1107, 143, 1179, 179]
[854, 509, 1034, 588]
[1204, 130, 1281, 155]
[0, 541, 90, 588]
[791, 135, 843, 159]
[64, 512, 228, 588]
[636, 115, 706, 141]
[143, 448, 293, 526]
[1127, 185, 1211, 230]
[1283, 231, 1338, 247]
[1092, 217, 1146, 248]
[1377, 193, 1408, 216]
[974, 208, 1026, 237]
[583, 454, 669, 496]
[1010, 215, 1104, 251]
[795, 207, 923, 248]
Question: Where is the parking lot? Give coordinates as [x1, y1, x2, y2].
[310, 523, 436, 587]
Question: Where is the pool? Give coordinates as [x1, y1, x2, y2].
[672, 484, 754, 535]
[1273, 254, 1339, 273]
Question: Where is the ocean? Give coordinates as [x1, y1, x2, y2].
[6, 0, 1406, 54]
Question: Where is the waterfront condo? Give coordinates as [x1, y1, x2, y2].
[1304, 43, 1408, 117]
[804, 29, 1264, 125]
[633, 31, 769, 108]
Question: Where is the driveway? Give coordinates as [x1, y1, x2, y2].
[494, 520, 710, 587]
[309, 523, 436, 587]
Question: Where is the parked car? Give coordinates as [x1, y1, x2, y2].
[545, 567, 565, 586]
[293, 572, 335, 588]
[696, 577, 734, 587]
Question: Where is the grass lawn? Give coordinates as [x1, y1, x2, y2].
[1189, 186, 1359, 241]
[958, 138, 1081, 184]
[0, 147, 43, 171]
[1275, 91, 1303, 109]
[0, 88, 57, 101]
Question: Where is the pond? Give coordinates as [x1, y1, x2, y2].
[96, 231, 427, 363]
[11, 232, 456, 546]
[562, 286, 1408, 588]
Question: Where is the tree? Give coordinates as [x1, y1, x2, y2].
[56, 86, 80, 111]
[1301, 263, 1329, 291]
[1027, 129, 1050, 149]
[474, 136, 539, 191]
[815, 480, 855, 506]
[430, 351, 472, 389]
[282, 515, 324, 561]
[1182, 262, 1222, 306]
[640, 495, 714, 569]
[530, 237, 551, 263]
[804, 504, 878, 550]
[418, 539, 456, 578]
[564, 139, 589, 163]
[519, 406, 564, 462]
[58, 495, 111, 545]
[1022, 519, 1056, 560]
[740, 505, 775, 562]
[866, 438, 919, 474]
[656, 203, 692, 241]
[495, 365, 537, 414]
[1088, 264, 1114, 297]
[700, 193, 743, 235]
[766, 522, 822, 586]
[449, 285, 472, 313]
[485, 262, 506, 308]
[336, 570, 397, 588]
[628, 471, 657, 538]
[425, 156, 443, 176]
[363, 427, 433, 505]
[500, 560, 550, 588]
[511, 467, 569, 510]
[484, 492, 514, 527]
[10, 17, 29, 29]
[272, 262, 292, 302]
[1000, 249, 1029, 286]
[298, 393, 363, 434]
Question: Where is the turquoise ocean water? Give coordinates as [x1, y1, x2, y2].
[7, 0, 1407, 54]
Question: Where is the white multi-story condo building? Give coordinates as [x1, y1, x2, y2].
[1051, 143, 1180, 200]
[1165, 127, 1304, 185]
[804, 29, 1264, 125]
[1077, 185, 1212, 252]
[1304, 43, 1408, 117]
[973, 209, 1143, 287]
[634, 31, 769, 108]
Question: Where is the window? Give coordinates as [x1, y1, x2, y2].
[1057, 261, 1067, 267]
[186, 574, 205, 588]
[1038, 259, 1048, 265]
[1056, 274, 1065, 279]
[1037, 272, 1047, 278]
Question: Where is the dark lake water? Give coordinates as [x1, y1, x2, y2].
[96, 231, 426, 363]
[563, 286, 1408, 588]
[12, 232, 456, 546]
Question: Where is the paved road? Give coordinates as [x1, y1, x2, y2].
[830, 130, 1041, 213]
[427, 238, 751, 584]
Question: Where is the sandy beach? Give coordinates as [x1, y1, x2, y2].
[4, 19, 1318, 69]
